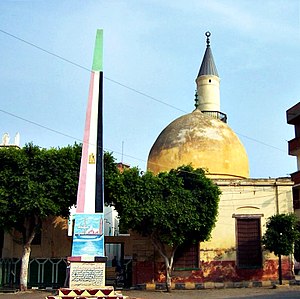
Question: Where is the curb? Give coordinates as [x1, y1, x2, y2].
[135, 279, 300, 291]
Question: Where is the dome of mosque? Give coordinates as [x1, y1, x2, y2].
[147, 32, 249, 178]
[147, 109, 249, 178]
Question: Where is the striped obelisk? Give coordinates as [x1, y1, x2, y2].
[71, 29, 105, 261]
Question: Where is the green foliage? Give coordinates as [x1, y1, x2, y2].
[103, 152, 120, 206]
[262, 213, 300, 256]
[294, 228, 300, 261]
[0, 143, 82, 240]
[110, 164, 221, 248]
[0, 143, 118, 290]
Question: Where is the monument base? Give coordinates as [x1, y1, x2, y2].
[46, 287, 127, 299]
[46, 257, 127, 299]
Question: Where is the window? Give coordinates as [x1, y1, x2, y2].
[105, 243, 123, 267]
[173, 243, 198, 270]
[236, 217, 262, 268]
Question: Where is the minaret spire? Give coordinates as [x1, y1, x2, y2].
[206, 31, 211, 47]
[195, 31, 226, 122]
[197, 31, 219, 77]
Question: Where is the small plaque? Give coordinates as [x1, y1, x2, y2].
[69, 262, 105, 289]
[89, 153, 96, 164]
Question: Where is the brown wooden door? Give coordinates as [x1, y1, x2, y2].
[237, 218, 262, 268]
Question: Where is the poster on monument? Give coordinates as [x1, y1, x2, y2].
[69, 262, 105, 289]
[71, 213, 104, 257]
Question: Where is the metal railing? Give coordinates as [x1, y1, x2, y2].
[0, 258, 67, 289]
[201, 111, 227, 123]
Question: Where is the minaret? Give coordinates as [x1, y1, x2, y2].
[195, 31, 226, 123]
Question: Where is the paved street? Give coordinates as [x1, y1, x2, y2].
[1, 287, 300, 299]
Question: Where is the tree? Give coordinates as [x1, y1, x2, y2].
[109, 164, 221, 291]
[104, 151, 120, 201]
[262, 213, 300, 285]
[0, 143, 82, 290]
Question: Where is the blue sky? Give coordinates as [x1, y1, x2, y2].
[0, 0, 299, 178]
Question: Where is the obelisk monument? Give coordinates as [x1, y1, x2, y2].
[69, 29, 106, 289]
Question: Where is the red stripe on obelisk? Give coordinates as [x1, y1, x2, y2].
[76, 71, 95, 213]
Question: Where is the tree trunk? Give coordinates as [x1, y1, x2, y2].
[20, 217, 37, 291]
[151, 238, 177, 292]
[164, 252, 176, 292]
[165, 263, 172, 292]
[20, 244, 31, 291]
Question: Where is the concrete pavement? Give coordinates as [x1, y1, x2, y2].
[1, 286, 300, 299]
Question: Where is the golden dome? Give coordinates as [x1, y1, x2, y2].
[147, 109, 249, 178]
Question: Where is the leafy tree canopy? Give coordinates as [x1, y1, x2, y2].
[0, 143, 82, 236]
[0, 143, 117, 290]
[108, 164, 221, 290]
[111, 164, 221, 246]
[262, 213, 300, 256]
[0, 142, 82, 290]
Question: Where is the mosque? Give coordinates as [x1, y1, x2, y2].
[0, 32, 296, 289]
[148, 32, 248, 179]
[130, 32, 295, 286]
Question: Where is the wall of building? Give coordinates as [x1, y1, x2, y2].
[2, 216, 71, 259]
[132, 178, 295, 284]
[198, 178, 294, 282]
[1, 178, 294, 285]
[2, 206, 123, 260]
[203, 178, 293, 252]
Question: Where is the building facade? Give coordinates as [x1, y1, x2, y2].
[136, 32, 295, 286]
[131, 179, 294, 285]
[287, 103, 300, 219]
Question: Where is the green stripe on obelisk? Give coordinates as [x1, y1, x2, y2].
[92, 29, 103, 71]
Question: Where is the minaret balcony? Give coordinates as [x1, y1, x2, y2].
[202, 111, 227, 123]
[288, 137, 300, 156]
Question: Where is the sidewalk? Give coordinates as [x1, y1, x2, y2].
[1, 286, 300, 299]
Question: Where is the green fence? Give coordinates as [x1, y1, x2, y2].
[0, 258, 67, 289]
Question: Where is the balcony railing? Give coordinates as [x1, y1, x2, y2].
[202, 111, 227, 123]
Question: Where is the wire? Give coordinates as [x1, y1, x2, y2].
[0, 108, 292, 201]
[0, 106, 292, 179]
[0, 28, 289, 157]
[0, 29, 91, 73]
[104, 77, 186, 113]
[0, 109, 83, 143]
[0, 108, 148, 164]
[0, 29, 185, 113]
[235, 132, 286, 153]
[0, 106, 293, 180]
